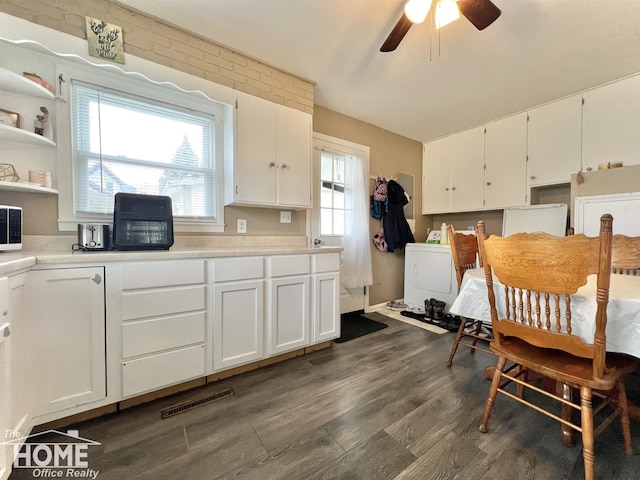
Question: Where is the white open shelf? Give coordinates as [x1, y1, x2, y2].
[0, 123, 56, 147]
[0, 67, 56, 100]
[0, 180, 57, 195]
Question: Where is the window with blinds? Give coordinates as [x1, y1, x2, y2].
[71, 81, 216, 221]
[320, 151, 345, 235]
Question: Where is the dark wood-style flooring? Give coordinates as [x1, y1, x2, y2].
[11, 312, 640, 479]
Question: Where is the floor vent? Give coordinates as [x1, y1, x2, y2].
[160, 387, 235, 419]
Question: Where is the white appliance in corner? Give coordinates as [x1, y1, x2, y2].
[502, 203, 568, 236]
[404, 243, 458, 310]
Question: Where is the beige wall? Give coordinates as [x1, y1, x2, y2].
[313, 106, 423, 306]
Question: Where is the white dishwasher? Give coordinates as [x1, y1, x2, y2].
[403, 243, 458, 310]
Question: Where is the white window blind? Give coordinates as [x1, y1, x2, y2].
[320, 151, 346, 235]
[71, 81, 216, 221]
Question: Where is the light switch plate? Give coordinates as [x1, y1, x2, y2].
[237, 219, 247, 233]
[280, 211, 292, 223]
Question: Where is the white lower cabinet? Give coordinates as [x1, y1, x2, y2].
[312, 254, 340, 342]
[0, 251, 340, 439]
[267, 255, 310, 355]
[212, 257, 265, 370]
[28, 267, 106, 418]
[122, 345, 205, 398]
[118, 260, 206, 398]
[7, 274, 29, 443]
[0, 278, 11, 480]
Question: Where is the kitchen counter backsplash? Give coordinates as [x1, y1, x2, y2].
[22, 234, 309, 252]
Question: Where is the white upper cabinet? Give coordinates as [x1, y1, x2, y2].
[228, 91, 311, 208]
[232, 91, 277, 205]
[582, 74, 640, 173]
[421, 74, 640, 216]
[451, 126, 485, 212]
[422, 126, 485, 214]
[422, 136, 451, 214]
[527, 95, 582, 187]
[276, 105, 312, 207]
[484, 113, 528, 209]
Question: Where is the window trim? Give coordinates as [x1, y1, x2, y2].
[56, 61, 227, 233]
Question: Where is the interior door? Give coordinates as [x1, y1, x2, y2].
[310, 134, 370, 314]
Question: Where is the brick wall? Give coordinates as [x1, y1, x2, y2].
[0, 0, 314, 113]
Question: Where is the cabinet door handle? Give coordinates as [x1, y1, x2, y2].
[3, 326, 9, 338]
[445, 187, 449, 191]
[2, 310, 6, 316]
[530, 176, 536, 180]
[486, 182, 491, 186]
[586, 167, 592, 172]
[281, 163, 287, 169]
[268, 162, 276, 167]
[91, 274, 102, 285]
[452, 187, 456, 191]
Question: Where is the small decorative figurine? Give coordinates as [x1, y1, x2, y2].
[34, 106, 53, 140]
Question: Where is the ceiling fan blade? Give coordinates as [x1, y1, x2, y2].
[457, 0, 501, 30]
[380, 13, 414, 52]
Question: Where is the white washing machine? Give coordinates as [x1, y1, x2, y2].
[403, 243, 458, 310]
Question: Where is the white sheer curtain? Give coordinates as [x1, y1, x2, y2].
[343, 154, 373, 288]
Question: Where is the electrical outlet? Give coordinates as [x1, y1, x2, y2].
[237, 219, 247, 233]
[280, 211, 292, 224]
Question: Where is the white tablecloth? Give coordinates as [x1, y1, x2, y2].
[449, 268, 640, 358]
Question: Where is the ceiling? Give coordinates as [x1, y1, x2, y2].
[116, 0, 640, 143]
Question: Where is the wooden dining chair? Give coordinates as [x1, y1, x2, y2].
[612, 234, 640, 275]
[477, 214, 637, 480]
[446, 224, 493, 367]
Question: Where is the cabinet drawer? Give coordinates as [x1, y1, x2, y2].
[312, 253, 340, 273]
[121, 260, 205, 290]
[122, 285, 205, 321]
[214, 257, 264, 282]
[122, 344, 205, 397]
[122, 311, 205, 358]
[269, 255, 310, 277]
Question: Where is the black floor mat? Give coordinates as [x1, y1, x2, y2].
[334, 311, 388, 343]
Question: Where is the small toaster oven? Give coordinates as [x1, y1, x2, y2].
[112, 193, 174, 250]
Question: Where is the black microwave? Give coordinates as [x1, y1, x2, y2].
[0, 206, 22, 251]
[112, 193, 174, 250]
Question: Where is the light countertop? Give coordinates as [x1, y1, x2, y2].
[0, 244, 342, 276]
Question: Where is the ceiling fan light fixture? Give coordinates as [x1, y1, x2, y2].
[435, 0, 460, 29]
[404, 0, 433, 24]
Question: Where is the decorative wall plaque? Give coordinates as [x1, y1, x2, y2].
[85, 16, 124, 64]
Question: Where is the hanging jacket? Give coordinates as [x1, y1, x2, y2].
[382, 180, 415, 252]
